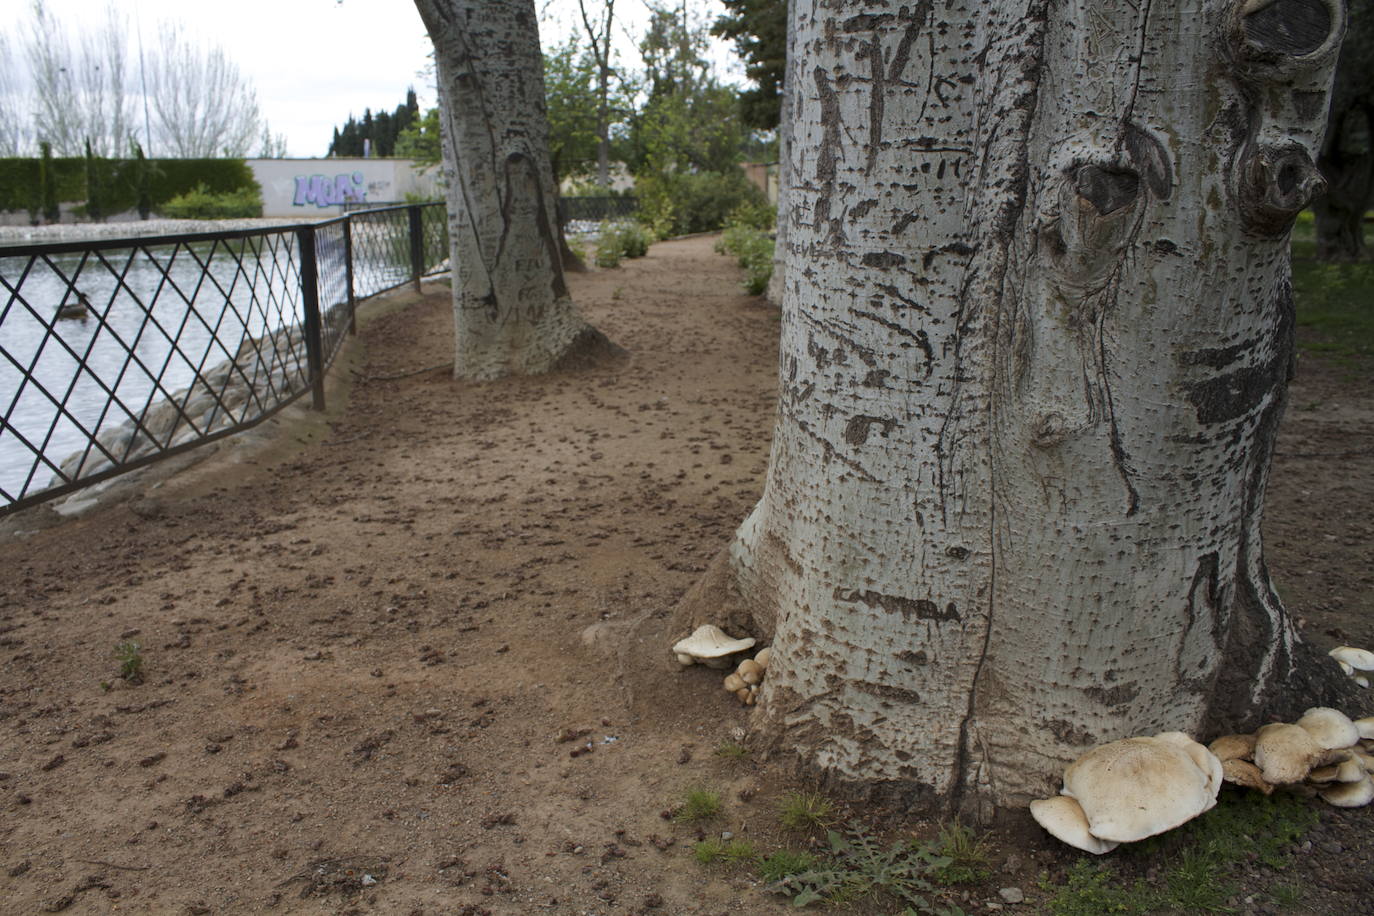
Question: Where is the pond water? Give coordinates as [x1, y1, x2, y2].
[0, 231, 372, 504]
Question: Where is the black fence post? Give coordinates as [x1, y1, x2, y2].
[408, 204, 424, 294]
[343, 218, 357, 336]
[296, 226, 327, 411]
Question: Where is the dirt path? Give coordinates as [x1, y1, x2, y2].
[0, 235, 1370, 914]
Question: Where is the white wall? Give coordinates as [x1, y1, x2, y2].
[247, 158, 440, 217]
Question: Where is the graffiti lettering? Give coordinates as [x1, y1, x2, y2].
[293, 171, 367, 208]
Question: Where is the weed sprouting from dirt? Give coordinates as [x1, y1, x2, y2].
[768, 827, 964, 914]
[778, 789, 834, 831]
[756, 849, 819, 882]
[932, 820, 991, 885]
[114, 641, 144, 684]
[672, 786, 722, 823]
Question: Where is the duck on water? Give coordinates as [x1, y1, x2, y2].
[56, 290, 91, 320]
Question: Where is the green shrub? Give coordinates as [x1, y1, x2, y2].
[727, 198, 775, 231]
[715, 223, 775, 295]
[595, 220, 651, 267]
[595, 229, 623, 268]
[158, 183, 263, 219]
[635, 168, 768, 238]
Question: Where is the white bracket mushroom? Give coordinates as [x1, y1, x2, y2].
[1329, 645, 1374, 689]
[1031, 731, 1221, 853]
[672, 624, 756, 669]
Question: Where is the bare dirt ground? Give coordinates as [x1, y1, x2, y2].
[0, 235, 1370, 915]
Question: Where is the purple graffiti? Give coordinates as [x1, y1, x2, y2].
[293, 171, 367, 208]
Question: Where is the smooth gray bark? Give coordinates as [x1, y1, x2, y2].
[702, 0, 1359, 812]
[415, 0, 618, 380]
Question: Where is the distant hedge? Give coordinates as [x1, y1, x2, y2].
[0, 157, 259, 220]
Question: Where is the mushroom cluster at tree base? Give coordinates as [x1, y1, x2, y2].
[1212, 708, 1374, 807]
[1032, 709, 1374, 854]
[722, 646, 770, 705]
[1031, 731, 1222, 854]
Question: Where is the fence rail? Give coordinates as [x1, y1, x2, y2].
[557, 196, 638, 225]
[0, 202, 448, 517]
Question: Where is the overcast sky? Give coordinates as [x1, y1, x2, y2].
[16, 0, 740, 158]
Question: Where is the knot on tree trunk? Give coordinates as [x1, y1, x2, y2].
[1238, 144, 1327, 235]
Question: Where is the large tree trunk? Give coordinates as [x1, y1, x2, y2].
[691, 0, 1362, 814]
[1313, 104, 1373, 259]
[764, 0, 796, 306]
[415, 0, 620, 380]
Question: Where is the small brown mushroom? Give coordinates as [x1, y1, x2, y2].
[754, 647, 771, 669]
[723, 673, 746, 693]
[1221, 758, 1274, 795]
[1208, 733, 1257, 763]
[734, 686, 752, 705]
[737, 658, 764, 685]
[1308, 757, 1364, 785]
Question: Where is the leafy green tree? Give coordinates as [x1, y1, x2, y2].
[628, 3, 745, 175]
[543, 38, 602, 183]
[394, 107, 441, 166]
[712, 0, 786, 130]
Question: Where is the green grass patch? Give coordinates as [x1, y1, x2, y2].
[1040, 790, 1317, 916]
[693, 837, 759, 865]
[713, 740, 750, 760]
[756, 849, 820, 882]
[672, 785, 722, 823]
[1290, 211, 1374, 362]
[777, 790, 835, 831]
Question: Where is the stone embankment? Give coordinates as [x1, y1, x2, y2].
[54, 325, 308, 484]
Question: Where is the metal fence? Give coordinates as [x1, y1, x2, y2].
[0, 202, 448, 517]
[557, 196, 638, 225]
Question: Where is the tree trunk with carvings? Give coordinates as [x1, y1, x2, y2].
[766, 3, 797, 306]
[414, 0, 619, 380]
[694, 0, 1363, 814]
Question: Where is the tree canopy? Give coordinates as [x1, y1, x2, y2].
[711, 0, 786, 130]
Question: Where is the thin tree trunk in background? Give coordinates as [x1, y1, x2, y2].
[578, 0, 616, 189]
[415, 0, 619, 380]
[1313, 105, 1373, 259]
[690, 0, 1358, 814]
